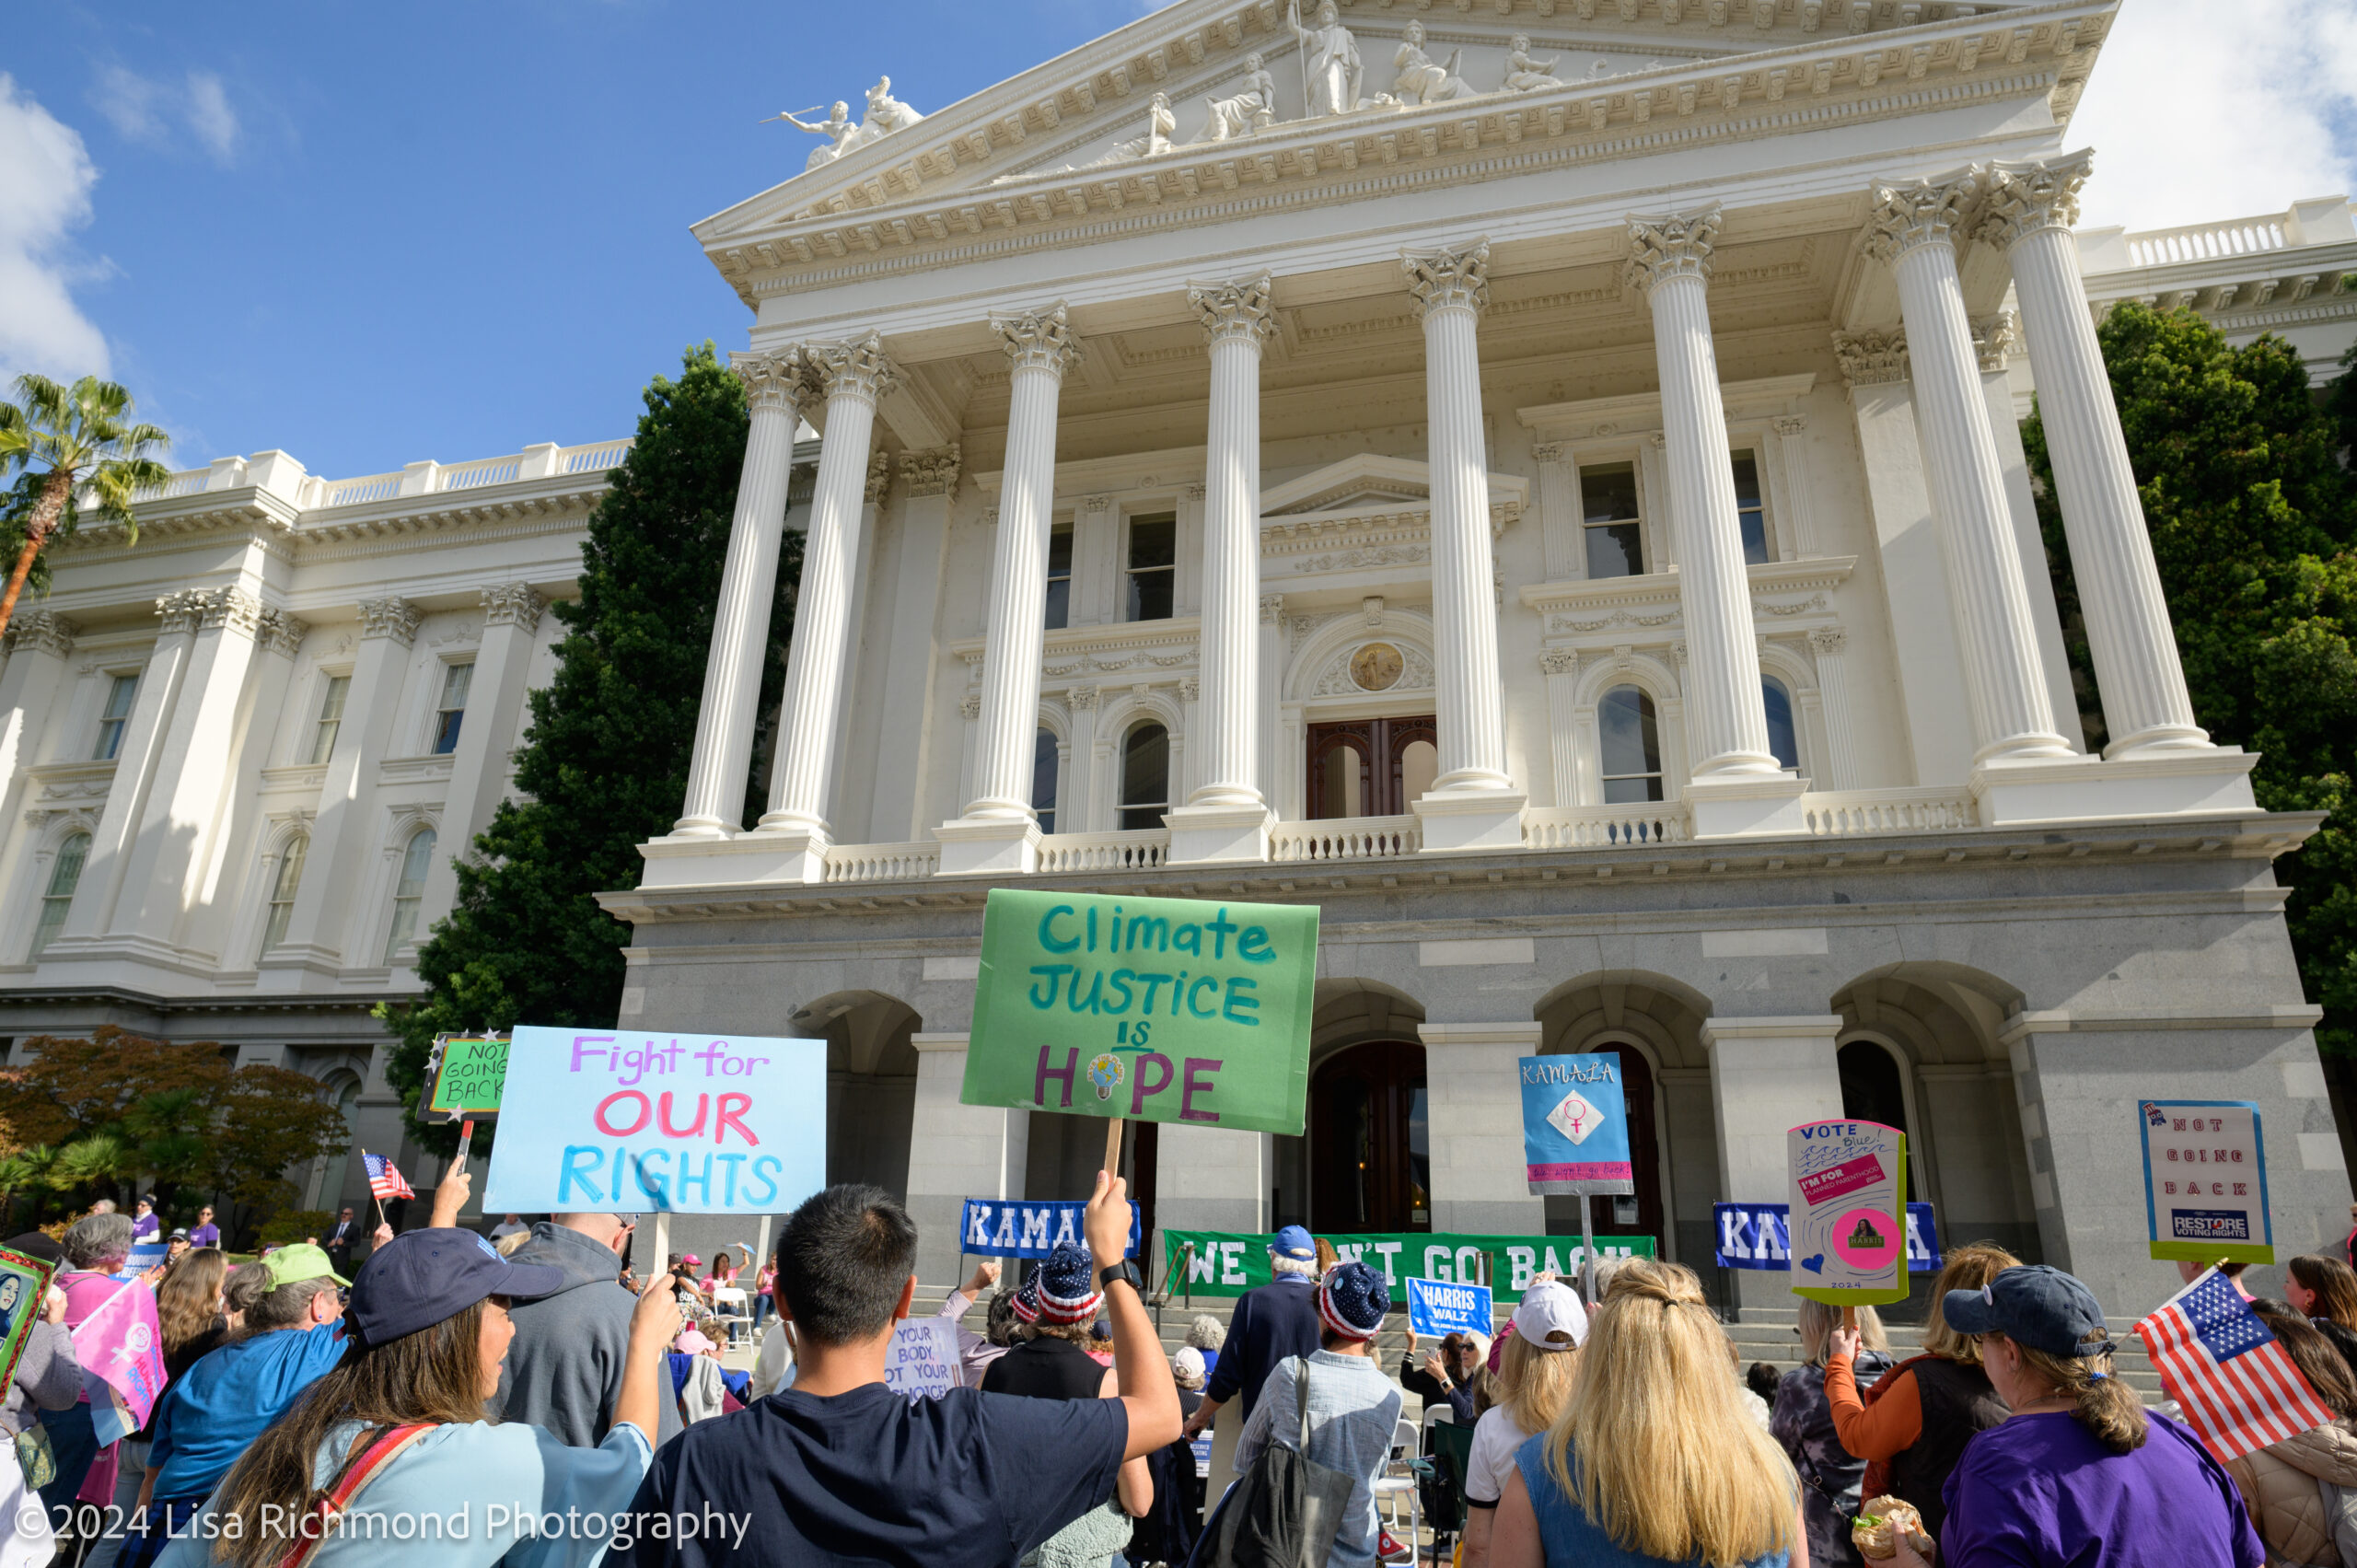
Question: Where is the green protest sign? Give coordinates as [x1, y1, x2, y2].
[1163, 1229, 1656, 1304]
[962, 889, 1318, 1136]
[426, 1036, 511, 1118]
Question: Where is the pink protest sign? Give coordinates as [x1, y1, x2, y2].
[1787, 1120, 1909, 1307]
[72, 1277, 167, 1434]
[1796, 1154, 1887, 1206]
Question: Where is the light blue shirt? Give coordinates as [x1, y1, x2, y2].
[156, 1418, 652, 1568]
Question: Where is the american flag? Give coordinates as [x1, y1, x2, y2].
[362, 1152, 415, 1202]
[2135, 1268, 2333, 1460]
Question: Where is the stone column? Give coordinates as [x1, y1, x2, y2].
[1062, 686, 1099, 834]
[1154, 1123, 1270, 1236]
[1421, 1023, 1549, 1235]
[0, 614, 76, 846]
[868, 447, 961, 843]
[1257, 595, 1286, 811]
[1539, 649, 1584, 807]
[1807, 629, 1860, 790]
[1533, 443, 1584, 581]
[672, 352, 804, 839]
[755, 333, 899, 881]
[1628, 210, 1803, 837]
[1864, 176, 2072, 766]
[1403, 241, 1527, 852]
[420, 584, 543, 924]
[62, 596, 199, 944]
[1701, 1014, 1846, 1315]
[939, 305, 1084, 877]
[904, 1032, 1030, 1284]
[1980, 152, 2209, 758]
[1169, 275, 1275, 864]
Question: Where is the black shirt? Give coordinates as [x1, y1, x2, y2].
[981, 1336, 1107, 1402]
[619, 1379, 1127, 1568]
[1202, 1276, 1320, 1420]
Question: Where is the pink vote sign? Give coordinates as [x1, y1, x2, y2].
[1787, 1119, 1910, 1307]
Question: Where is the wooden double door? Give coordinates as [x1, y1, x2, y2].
[1308, 1040, 1432, 1234]
[1307, 715, 1439, 819]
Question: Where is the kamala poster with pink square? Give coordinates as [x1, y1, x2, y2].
[1519, 1054, 1634, 1196]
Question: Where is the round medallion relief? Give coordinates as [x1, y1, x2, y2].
[1351, 642, 1405, 692]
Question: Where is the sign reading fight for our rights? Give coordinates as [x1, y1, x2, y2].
[962, 889, 1319, 1137]
[482, 1026, 826, 1214]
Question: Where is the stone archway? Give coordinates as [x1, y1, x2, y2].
[792, 989, 922, 1202]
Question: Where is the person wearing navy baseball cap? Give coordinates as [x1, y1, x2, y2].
[1183, 1224, 1328, 1525]
[151, 1165, 682, 1568]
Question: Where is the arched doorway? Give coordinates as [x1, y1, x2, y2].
[1308, 1040, 1430, 1233]
[1538, 1041, 1665, 1244]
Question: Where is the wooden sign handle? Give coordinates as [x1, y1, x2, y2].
[1103, 1116, 1124, 1181]
[1843, 1305, 1857, 1331]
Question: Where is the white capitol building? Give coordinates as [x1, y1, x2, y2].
[3, 0, 2352, 1308]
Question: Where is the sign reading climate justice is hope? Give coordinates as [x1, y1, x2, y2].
[483, 1026, 827, 1214]
[963, 889, 1320, 1136]
[2140, 1098, 2274, 1265]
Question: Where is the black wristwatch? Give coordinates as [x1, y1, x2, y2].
[1099, 1260, 1144, 1293]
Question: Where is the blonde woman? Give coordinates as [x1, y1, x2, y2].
[1463, 1281, 1585, 1568]
[1825, 1241, 2016, 1540]
[1492, 1260, 1805, 1568]
[1771, 1301, 1891, 1568]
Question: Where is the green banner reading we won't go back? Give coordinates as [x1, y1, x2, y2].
[961, 889, 1319, 1137]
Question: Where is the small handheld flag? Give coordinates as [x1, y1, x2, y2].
[363, 1152, 415, 1202]
[2136, 1268, 2332, 1461]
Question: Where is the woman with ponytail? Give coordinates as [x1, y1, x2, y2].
[1491, 1259, 1805, 1568]
[1905, 1265, 2260, 1568]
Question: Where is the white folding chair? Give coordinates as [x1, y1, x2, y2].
[1369, 1414, 1422, 1560]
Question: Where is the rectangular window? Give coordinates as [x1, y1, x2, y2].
[1732, 453, 1771, 565]
[1044, 526, 1074, 632]
[308, 676, 351, 765]
[1578, 464, 1645, 580]
[1124, 515, 1177, 623]
[91, 675, 137, 761]
[430, 663, 472, 756]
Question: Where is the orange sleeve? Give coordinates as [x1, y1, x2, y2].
[1825, 1359, 1922, 1460]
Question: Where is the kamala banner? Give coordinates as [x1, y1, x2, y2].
[1519, 1053, 1633, 1196]
[483, 1026, 827, 1214]
[2140, 1098, 2274, 1265]
[1714, 1202, 1945, 1273]
[963, 889, 1319, 1136]
[1164, 1229, 1655, 1303]
[958, 1198, 1141, 1260]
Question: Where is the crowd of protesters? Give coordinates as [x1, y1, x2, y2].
[9, 1174, 2357, 1568]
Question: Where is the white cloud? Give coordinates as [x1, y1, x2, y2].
[89, 64, 241, 168]
[0, 74, 110, 384]
[2069, 0, 2357, 232]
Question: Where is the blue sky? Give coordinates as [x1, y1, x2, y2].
[2, 0, 2351, 480]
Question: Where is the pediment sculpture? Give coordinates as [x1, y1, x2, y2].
[775, 75, 925, 171]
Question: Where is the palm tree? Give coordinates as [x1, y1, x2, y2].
[0, 374, 171, 644]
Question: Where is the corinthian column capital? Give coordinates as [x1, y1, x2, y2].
[991, 303, 1086, 378]
[899, 444, 963, 497]
[4, 610, 77, 658]
[1189, 273, 1277, 346]
[357, 596, 423, 645]
[805, 331, 900, 405]
[1402, 239, 1492, 319]
[1975, 150, 2096, 250]
[729, 349, 804, 415]
[1863, 173, 1978, 266]
[1622, 208, 1722, 296]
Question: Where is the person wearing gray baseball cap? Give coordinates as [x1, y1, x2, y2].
[153, 1225, 682, 1568]
[1889, 1265, 2260, 1568]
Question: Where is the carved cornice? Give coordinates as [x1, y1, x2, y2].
[258, 608, 308, 657]
[992, 303, 1085, 379]
[1976, 149, 2095, 250]
[358, 597, 423, 645]
[729, 349, 804, 416]
[482, 582, 545, 633]
[900, 444, 963, 497]
[1623, 209, 1721, 296]
[1831, 327, 1910, 389]
[4, 611, 77, 659]
[156, 590, 208, 635]
[806, 331, 901, 405]
[1189, 273, 1276, 346]
[1863, 172, 1978, 265]
[1403, 240, 1491, 319]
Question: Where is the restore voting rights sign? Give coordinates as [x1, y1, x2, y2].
[963, 889, 1318, 1136]
[483, 1026, 826, 1214]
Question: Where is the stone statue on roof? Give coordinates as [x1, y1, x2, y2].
[1290, 0, 1364, 118]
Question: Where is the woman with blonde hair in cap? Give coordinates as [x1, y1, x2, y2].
[1463, 1280, 1585, 1568]
[1491, 1260, 1804, 1568]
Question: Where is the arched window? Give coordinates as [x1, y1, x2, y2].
[1119, 722, 1169, 830]
[1031, 729, 1061, 835]
[259, 834, 308, 958]
[1598, 686, 1663, 804]
[30, 832, 89, 957]
[382, 828, 436, 965]
[1762, 677, 1799, 772]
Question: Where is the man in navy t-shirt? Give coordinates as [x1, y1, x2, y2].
[618, 1174, 1181, 1567]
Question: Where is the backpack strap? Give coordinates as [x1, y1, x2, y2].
[277, 1423, 437, 1568]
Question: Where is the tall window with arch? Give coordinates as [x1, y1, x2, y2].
[30, 831, 89, 957]
[1762, 676, 1799, 772]
[1598, 686, 1664, 804]
[259, 833, 308, 958]
[1119, 721, 1169, 830]
[383, 827, 436, 965]
[1031, 729, 1060, 835]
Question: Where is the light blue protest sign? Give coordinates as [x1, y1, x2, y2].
[1406, 1276, 1494, 1338]
[959, 1199, 1140, 1260]
[482, 1026, 827, 1214]
[1520, 1054, 1633, 1196]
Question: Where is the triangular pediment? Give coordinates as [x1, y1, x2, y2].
[1261, 453, 1528, 525]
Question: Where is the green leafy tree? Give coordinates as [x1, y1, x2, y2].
[377, 345, 802, 1153]
[0, 374, 171, 643]
[2026, 302, 2357, 1053]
